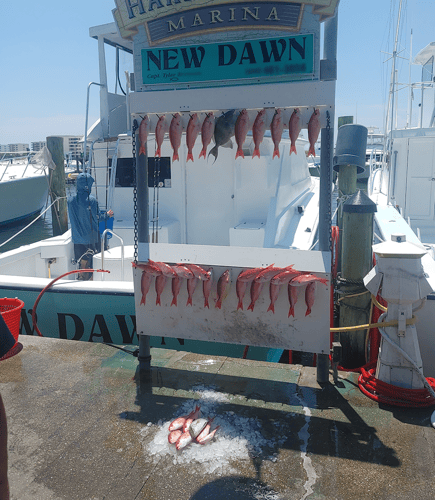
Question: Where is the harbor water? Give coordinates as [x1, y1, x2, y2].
[0, 184, 75, 254]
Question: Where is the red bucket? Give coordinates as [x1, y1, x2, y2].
[0, 297, 24, 350]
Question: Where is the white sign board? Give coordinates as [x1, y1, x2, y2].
[134, 243, 331, 354]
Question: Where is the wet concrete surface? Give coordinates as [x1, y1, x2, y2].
[1, 336, 435, 500]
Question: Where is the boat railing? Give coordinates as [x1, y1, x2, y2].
[88, 141, 118, 213]
[100, 229, 124, 280]
[83, 82, 105, 172]
[0, 153, 35, 181]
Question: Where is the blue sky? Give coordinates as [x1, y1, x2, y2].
[1, 0, 434, 145]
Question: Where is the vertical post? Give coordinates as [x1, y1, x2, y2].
[97, 35, 109, 139]
[337, 164, 357, 240]
[136, 126, 151, 377]
[316, 12, 338, 384]
[339, 191, 377, 368]
[47, 136, 68, 236]
[333, 124, 368, 271]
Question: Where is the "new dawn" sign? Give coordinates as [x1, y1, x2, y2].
[141, 34, 314, 85]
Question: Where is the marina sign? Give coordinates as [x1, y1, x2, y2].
[113, 0, 339, 43]
[141, 34, 314, 85]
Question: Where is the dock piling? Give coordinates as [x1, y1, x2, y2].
[47, 136, 68, 236]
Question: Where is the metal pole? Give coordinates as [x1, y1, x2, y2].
[317, 12, 338, 384]
[136, 127, 151, 377]
[83, 82, 104, 172]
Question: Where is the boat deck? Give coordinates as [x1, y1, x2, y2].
[1, 336, 435, 500]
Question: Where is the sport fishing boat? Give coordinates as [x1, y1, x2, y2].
[0, 150, 51, 227]
[367, 37, 435, 375]
[0, 3, 337, 363]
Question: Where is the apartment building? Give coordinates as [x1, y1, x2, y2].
[31, 141, 46, 152]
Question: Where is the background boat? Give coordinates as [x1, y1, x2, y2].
[0, 151, 50, 227]
[367, 31, 435, 375]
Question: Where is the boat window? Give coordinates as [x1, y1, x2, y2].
[115, 157, 171, 187]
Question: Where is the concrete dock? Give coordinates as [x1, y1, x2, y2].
[1, 335, 435, 500]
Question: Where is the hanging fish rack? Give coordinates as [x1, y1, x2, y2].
[129, 79, 335, 125]
[132, 105, 330, 134]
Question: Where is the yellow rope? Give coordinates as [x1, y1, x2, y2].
[331, 316, 416, 333]
[331, 294, 392, 333]
[337, 290, 370, 302]
[371, 294, 388, 312]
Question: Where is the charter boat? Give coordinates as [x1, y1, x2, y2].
[0, 151, 50, 227]
[0, 7, 335, 364]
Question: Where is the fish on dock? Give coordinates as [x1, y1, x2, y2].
[270, 268, 302, 285]
[197, 426, 219, 445]
[288, 283, 299, 317]
[168, 405, 201, 432]
[308, 108, 321, 157]
[199, 112, 215, 159]
[175, 431, 193, 450]
[186, 113, 201, 162]
[203, 268, 213, 308]
[270, 108, 284, 159]
[235, 109, 250, 159]
[182, 405, 201, 433]
[252, 108, 267, 158]
[132, 261, 162, 276]
[155, 274, 167, 306]
[237, 263, 275, 283]
[254, 265, 294, 283]
[247, 280, 263, 312]
[215, 269, 230, 309]
[290, 273, 328, 286]
[236, 275, 248, 311]
[168, 429, 183, 444]
[171, 276, 182, 306]
[186, 276, 198, 306]
[183, 263, 211, 281]
[289, 108, 302, 155]
[267, 281, 280, 314]
[169, 113, 183, 161]
[148, 260, 178, 278]
[138, 115, 149, 156]
[304, 281, 317, 316]
[208, 109, 237, 162]
[172, 264, 194, 279]
[140, 271, 153, 306]
[154, 115, 166, 157]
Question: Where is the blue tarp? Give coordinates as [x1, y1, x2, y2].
[68, 173, 109, 245]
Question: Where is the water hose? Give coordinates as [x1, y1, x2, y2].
[32, 269, 110, 337]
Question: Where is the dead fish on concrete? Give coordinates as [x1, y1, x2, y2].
[208, 109, 237, 163]
[189, 418, 208, 439]
[168, 414, 220, 451]
[168, 405, 201, 432]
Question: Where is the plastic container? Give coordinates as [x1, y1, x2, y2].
[333, 124, 368, 173]
[99, 210, 114, 239]
[0, 297, 24, 346]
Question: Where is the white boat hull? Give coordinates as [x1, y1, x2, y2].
[0, 175, 48, 226]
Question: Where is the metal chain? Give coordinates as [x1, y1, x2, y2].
[132, 120, 138, 263]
